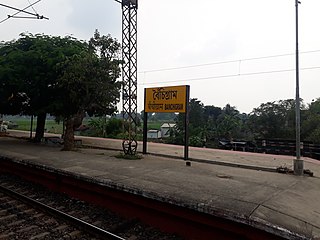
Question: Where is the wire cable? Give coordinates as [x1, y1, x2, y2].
[139, 65, 320, 86]
[0, 0, 48, 24]
[0, 2, 40, 17]
[139, 49, 320, 74]
[28, 0, 39, 15]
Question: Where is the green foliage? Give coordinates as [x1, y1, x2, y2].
[248, 99, 297, 139]
[0, 33, 89, 141]
[88, 117, 122, 138]
[115, 152, 142, 160]
[105, 118, 122, 137]
[0, 33, 87, 116]
[54, 30, 121, 118]
[302, 98, 320, 143]
[306, 128, 320, 143]
[189, 136, 204, 147]
[0, 31, 122, 147]
[216, 114, 240, 140]
[170, 99, 245, 146]
[87, 117, 105, 137]
[145, 122, 162, 130]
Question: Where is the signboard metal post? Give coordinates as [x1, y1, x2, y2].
[184, 85, 190, 160]
[143, 88, 148, 154]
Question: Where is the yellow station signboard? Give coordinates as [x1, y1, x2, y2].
[145, 85, 189, 113]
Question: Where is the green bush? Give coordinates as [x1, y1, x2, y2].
[189, 136, 204, 147]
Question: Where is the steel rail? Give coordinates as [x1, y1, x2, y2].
[0, 184, 125, 240]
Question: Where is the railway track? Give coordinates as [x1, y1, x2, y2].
[0, 174, 182, 240]
[0, 179, 123, 239]
[0, 158, 290, 240]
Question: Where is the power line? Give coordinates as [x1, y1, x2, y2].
[28, 0, 39, 15]
[139, 49, 320, 74]
[0, 0, 48, 24]
[139, 65, 320, 86]
[0, 2, 40, 17]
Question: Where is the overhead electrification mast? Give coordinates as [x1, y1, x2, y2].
[119, 0, 138, 155]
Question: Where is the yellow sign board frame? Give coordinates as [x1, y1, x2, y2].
[144, 85, 189, 113]
[143, 85, 190, 161]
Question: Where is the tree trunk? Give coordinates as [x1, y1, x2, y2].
[34, 112, 46, 142]
[62, 112, 85, 151]
[62, 117, 74, 151]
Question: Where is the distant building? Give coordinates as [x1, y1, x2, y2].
[147, 129, 161, 139]
[0, 121, 8, 132]
[160, 123, 176, 138]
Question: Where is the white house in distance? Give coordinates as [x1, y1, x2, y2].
[160, 123, 176, 138]
[147, 129, 161, 139]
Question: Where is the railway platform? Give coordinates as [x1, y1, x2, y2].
[1, 130, 320, 239]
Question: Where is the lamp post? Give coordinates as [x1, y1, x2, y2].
[294, 0, 303, 175]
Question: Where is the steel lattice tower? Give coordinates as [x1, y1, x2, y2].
[121, 0, 138, 155]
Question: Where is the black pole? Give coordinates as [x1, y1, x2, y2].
[62, 119, 65, 139]
[29, 115, 33, 139]
[143, 88, 148, 154]
[184, 86, 190, 161]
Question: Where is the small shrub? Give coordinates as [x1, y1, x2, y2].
[115, 152, 143, 160]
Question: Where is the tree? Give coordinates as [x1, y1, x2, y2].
[0, 31, 121, 149]
[202, 105, 222, 142]
[0, 39, 31, 115]
[302, 98, 320, 143]
[87, 117, 122, 138]
[105, 118, 123, 138]
[54, 30, 122, 150]
[216, 115, 239, 140]
[215, 104, 243, 140]
[203, 105, 222, 123]
[223, 104, 239, 116]
[0, 33, 87, 142]
[248, 99, 298, 139]
[171, 99, 207, 146]
[170, 100, 248, 146]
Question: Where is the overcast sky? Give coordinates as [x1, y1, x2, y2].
[1, 0, 320, 113]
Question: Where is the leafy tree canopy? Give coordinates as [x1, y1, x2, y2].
[0, 30, 122, 149]
[54, 30, 122, 150]
[248, 99, 299, 139]
[0, 33, 88, 141]
[0, 33, 87, 116]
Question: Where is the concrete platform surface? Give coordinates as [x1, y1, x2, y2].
[1, 132, 320, 239]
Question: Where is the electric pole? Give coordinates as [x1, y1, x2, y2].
[294, 0, 303, 175]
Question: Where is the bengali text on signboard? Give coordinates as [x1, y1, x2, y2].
[145, 85, 188, 113]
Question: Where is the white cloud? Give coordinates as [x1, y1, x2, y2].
[66, 0, 121, 40]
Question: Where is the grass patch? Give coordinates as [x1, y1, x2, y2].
[4, 116, 89, 135]
[7, 118, 63, 134]
[146, 122, 162, 130]
[115, 152, 143, 160]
